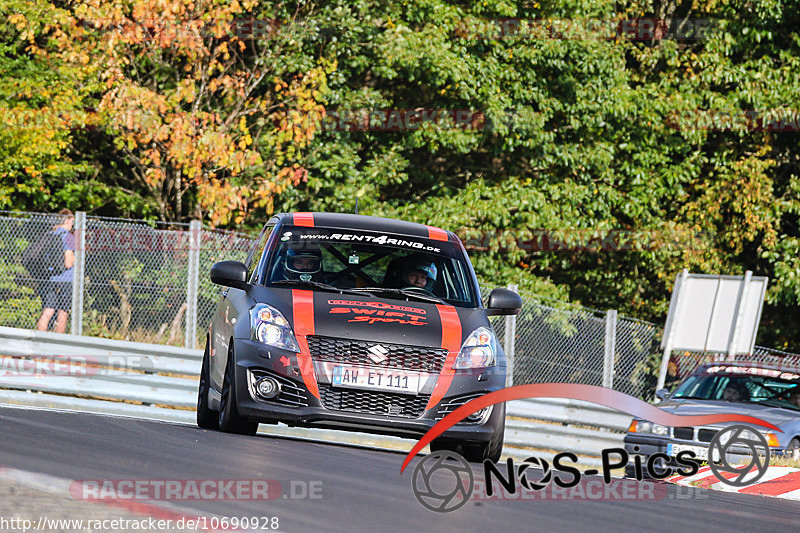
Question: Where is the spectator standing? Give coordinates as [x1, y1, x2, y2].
[35, 209, 76, 333]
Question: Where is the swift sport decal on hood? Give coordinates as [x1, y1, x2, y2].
[327, 299, 428, 327]
[307, 295, 448, 345]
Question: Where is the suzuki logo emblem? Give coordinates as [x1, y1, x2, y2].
[367, 344, 389, 364]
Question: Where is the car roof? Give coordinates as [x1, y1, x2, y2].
[696, 361, 800, 375]
[271, 212, 458, 242]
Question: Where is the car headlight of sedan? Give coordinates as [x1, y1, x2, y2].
[250, 304, 300, 352]
[628, 420, 669, 436]
[453, 327, 498, 369]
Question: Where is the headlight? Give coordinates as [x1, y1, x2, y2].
[628, 420, 669, 435]
[453, 327, 498, 369]
[250, 304, 300, 352]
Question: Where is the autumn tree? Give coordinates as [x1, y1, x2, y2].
[76, 0, 327, 224]
[0, 0, 97, 210]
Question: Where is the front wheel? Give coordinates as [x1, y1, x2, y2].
[196, 341, 219, 430]
[430, 405, 505, 464]
[787, 437, 800, 460]
[218, 346, 259, 436]
[463, 406, 505, 463]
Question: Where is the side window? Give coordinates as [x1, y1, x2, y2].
[247, 225, 273, 283]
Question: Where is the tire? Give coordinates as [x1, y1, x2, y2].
[430, 437, 461, 455]
[218, 345, 259, 436]
[788, 437, 800, 460]
[430, 405, 505, 464]
[196, 341, 219, 430]
[463, 407, 505, 464]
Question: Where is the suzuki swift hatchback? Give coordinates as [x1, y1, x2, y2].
[197, 212, 521, 462]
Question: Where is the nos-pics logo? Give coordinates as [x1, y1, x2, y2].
[411, 425, 771, 512]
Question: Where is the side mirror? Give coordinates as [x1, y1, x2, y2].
[210, 261, 250, 290]
[655, 388, 671, 401]
[486, 288, 522, 316]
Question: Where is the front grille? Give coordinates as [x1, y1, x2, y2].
[319, 385, 429, 418]
[249, 369, 309, 407]
[307, 336, 447, 372]
[673, 427, 695, 440]
[698, 429, 718, 443]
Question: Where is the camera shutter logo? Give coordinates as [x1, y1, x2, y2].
[708, 425, 770, 487]
[411, 451, 473, 512]
[517, 456, 552, 491]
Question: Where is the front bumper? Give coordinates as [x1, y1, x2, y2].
[624, 433, 787, 465]
[231, 339, 506, 443]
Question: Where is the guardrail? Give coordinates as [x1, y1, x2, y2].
[505, 398, 630, 462]
[0, 327, 631, 463]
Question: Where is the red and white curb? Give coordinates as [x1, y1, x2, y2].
[667, 465, 800, 500]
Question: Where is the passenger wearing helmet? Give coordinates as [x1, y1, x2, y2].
[283, 247, 323, 282]
[401, 257, 437, 292]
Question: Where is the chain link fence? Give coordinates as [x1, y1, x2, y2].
[5, 210, 796, 400]
[0, 211, 252, 348]
[0, 211, 60, 330]
[484, 285, 663, 399]
[512, 295, 607, 387]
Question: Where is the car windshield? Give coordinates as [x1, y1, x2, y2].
[672, 364, 800, 410]
[258, 225, 479, 307]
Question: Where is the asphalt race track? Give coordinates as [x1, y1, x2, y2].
[1, 407, 799, 532]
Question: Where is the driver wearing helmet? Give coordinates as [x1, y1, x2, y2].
[283, 246, 323, 282]
[401, 257, 437, 292]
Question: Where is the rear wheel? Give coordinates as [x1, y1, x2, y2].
[196, 341, 219, 430]
[218, 346, 259, 436]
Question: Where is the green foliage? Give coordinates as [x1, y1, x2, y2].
[2, 0, 800, 349]
[271, 0, 800, 350]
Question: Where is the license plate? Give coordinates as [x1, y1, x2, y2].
[331, 365, 419, 395]
[667, 443, 708, 461]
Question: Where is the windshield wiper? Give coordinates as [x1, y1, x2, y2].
[271, 279, 370, 296]
[347, 287, 444, 304]
[671, 395, 709, 400]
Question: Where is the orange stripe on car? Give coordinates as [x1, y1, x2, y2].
[426, 225, 448, 241]
[425, 304, 462, 411]
[293, 212, 315, 227]
[291, 289, 320, 399]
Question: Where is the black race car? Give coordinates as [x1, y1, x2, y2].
[197, 212, 521, 462]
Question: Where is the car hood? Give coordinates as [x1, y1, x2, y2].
[656, 398, 799, 426]
[253, 286, 491, 350]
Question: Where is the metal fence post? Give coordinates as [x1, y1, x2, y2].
[70, 211, 86, 336]
[657, 269, 689, 391]
[603, 309, 617, 389]
[185, 221, 201, 349]
[504, 283, 518, 387]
